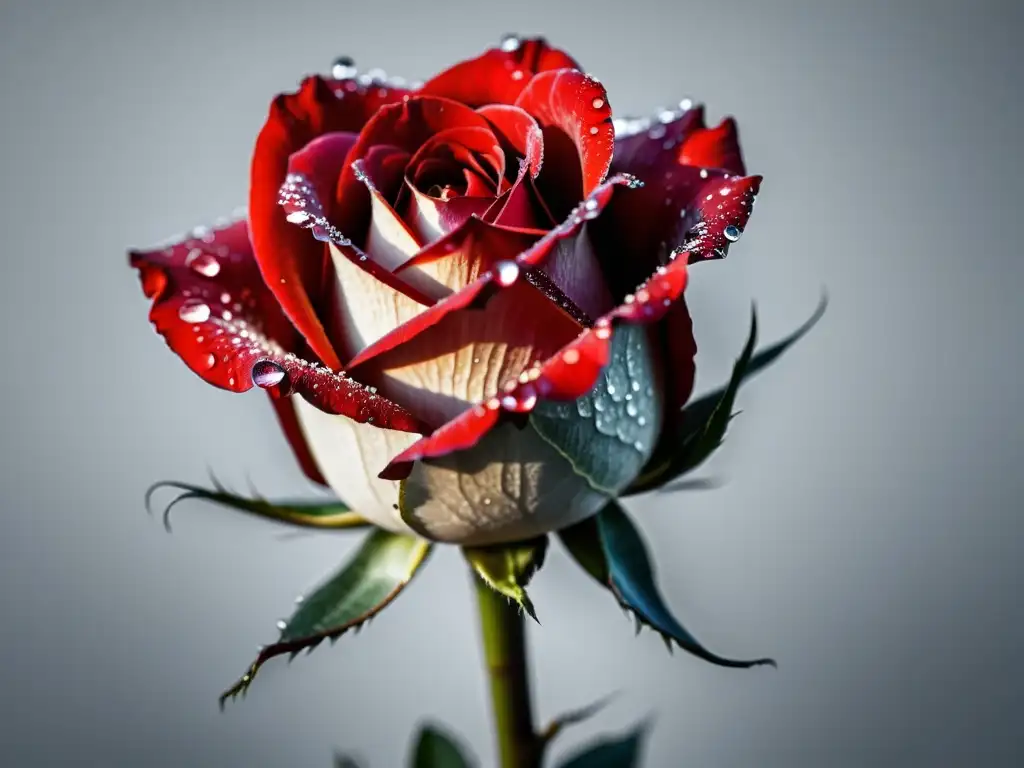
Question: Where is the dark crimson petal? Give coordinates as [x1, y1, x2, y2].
[514, 69, 614, 201]
[677, 174, 762, 262]
[419, 37, 580, 107]
[592, 165, 760, 300]
[130, 216, 423, 434]
[611, 104, 707, 173]
[477, 104, 544, 179]
[250, 76, 410, 370]
[380, 251, 692, 479]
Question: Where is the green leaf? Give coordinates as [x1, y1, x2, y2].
[530, 322, 662, 495]
[411, 724, 475, 768]
[145, 480, 370, 532]
[219, 529, 432, 707]
[626, 293, 827, 495]
[555, 725, 648, 768]
[539, 694, 615, 760]
[463, 536, 548, 623]
[559, 501, 774, 669]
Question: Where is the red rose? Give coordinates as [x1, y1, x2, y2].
[131, 37, 759, 546]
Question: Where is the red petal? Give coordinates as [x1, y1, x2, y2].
[278, 172, 434, 305]
[515, 69, 613, 204]
[250, 76, 410, 370]
[419, 37, 580, 107]
[678, 174, 762, 262]
[355, 173, 634, 370]
[678, 117, 746, 176]
[477, 104, 544, 179]
[381, 252, 692, 479]
[130, 216, 423, 434]
[354, 277, 583, 426]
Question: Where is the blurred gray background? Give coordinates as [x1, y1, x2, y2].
[1, 0, 1021, 765]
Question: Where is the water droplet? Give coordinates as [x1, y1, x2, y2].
[286, 210, 310, 225]
[589, 126, 599, 135]
[592, 97, 605, 109]
[331, 56, 357, 79]
[185, 248, 221, 277]
[253, 360, 287, 388]
[723, 225, 742, 242]
[562, 348, 580, 364]
[499, 34, 521, 52]
[178, 301, 210, 323]
[495, 260, 520, 286]
[699, 169, 709, 179]
[511, 69, 525, 81]
[203, 353, 216, 370]
[679, 98, 693, 111]
[276, 620, 287, 631]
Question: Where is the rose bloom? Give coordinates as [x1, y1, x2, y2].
[131, 37, 758, 546]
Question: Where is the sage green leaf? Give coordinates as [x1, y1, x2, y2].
[555, 725, 648, 768]
[145, 480, 369, 532]
[626, 293, 827, 495]
[411, 724, 475, 768]
[559, 501, 774, 669]
[463, 536, 548, 623]
[219, 529, 432, 707]
[530, 322, 662, 495]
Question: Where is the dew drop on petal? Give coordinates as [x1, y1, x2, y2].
[178, 301, 210, 323]
[699, 168, 709, 179]
[495, 260, 520, 286]
[286, 210, 310, 225]
[589, 126, 599, 135]
[723, 225, 743, 242]
[592, 97, 605, 109]
[185, 249, 221, 277]
[331, 56, 357, 79]
[203, 353, 216, 370]
[500, 34, 521, 52]
[252, 360, 287, 388]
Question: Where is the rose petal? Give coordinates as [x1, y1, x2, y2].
[403, 185, 495, 255]
[353, 151, 423, 271]
[514, 69, 614, 213]
[250, 75, 410, 370]
[292, 397, 421, 533]
[270, 396, 328, 486]
[381, 247, 691, 479]
[326, 241, 435, 364]
[335, 96, 496, 228]
[352, 277, 583, 426]
[278, 172, 433, 304]
[354, 174, 635, 372]
[677, 117, 746, 176]
[477, 104, 544, 179]
[129, 216, 423, 433]
[420, 37, 581, 107]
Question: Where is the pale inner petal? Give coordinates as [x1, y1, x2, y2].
[292, 397, 420, 534]
[328, 242, 429, 360]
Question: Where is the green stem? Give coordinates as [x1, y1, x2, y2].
[474, 573, 539, 768]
